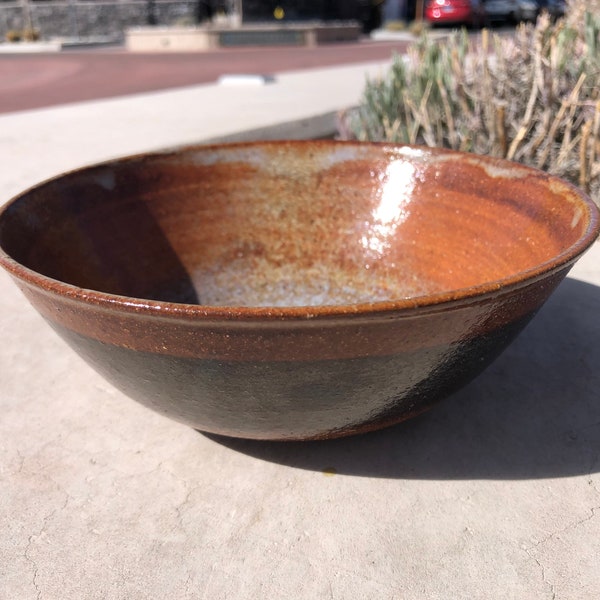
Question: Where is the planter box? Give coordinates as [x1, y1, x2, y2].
[125, 22, 361, 52]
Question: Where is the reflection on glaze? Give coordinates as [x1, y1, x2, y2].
[362, 159, 416, 259]
[92, 170, 116, 191]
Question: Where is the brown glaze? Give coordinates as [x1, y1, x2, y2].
[0, 141, 598, 440]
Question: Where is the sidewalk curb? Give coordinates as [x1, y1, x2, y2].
[202, 111, 339, 144]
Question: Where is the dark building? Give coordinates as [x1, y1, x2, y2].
[241, 0, 382, 29]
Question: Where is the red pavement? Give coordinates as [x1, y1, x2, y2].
[0, 40, 410, 114]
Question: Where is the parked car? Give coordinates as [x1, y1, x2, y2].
[482, 0, 538, 22]
[538, 0, 566, 18]
[424, 0, 485, 27]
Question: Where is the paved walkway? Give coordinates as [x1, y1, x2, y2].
[1, 40, 599, 600]
[0, 40, 410, 113]
[0, 58, 395, 199]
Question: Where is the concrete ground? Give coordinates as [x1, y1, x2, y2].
[1, 42, 599, 600]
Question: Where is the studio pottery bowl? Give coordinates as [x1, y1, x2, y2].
[0, 141, 598, 440]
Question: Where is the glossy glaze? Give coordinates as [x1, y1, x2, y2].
[0, 141, 598, 439]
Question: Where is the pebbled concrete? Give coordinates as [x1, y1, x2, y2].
[1, 55, 599, 600]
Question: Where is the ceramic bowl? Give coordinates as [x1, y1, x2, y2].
[0, 141, 598, 440]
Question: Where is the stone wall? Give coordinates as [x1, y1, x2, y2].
[0, 0, 375, 42]
[0, 1, 199, 40]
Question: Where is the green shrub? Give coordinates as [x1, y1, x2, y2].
[340, 0, 600, 201]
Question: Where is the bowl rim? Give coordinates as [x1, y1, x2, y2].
[0, 140, 599, 321]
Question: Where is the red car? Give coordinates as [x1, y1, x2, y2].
[424, 0, 484, 26]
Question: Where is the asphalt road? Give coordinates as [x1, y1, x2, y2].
[0, 40, 411, 114]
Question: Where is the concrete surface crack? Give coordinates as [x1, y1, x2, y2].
[184, 572, 194, 594]
[175, 488, 193, 526]
[159, 462, 195, 529]
[523, 547, 557, 600]
[531, 505, 599, 550]
[23, 505, 62, 600]
[523, 506, 600, 599]
[24, 534, 42, 600]
[15, 448, 26, 474]
[48, 477, 75, 511]
[571, 505, 598, 531]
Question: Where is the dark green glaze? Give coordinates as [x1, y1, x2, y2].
[51, 313, 533, 440]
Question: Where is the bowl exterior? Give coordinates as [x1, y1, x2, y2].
[11, 266, 570, 440]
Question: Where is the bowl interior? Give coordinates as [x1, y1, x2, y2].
[0, 142, 595, 308]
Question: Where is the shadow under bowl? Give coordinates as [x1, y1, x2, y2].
[0, 141, 598, 440]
